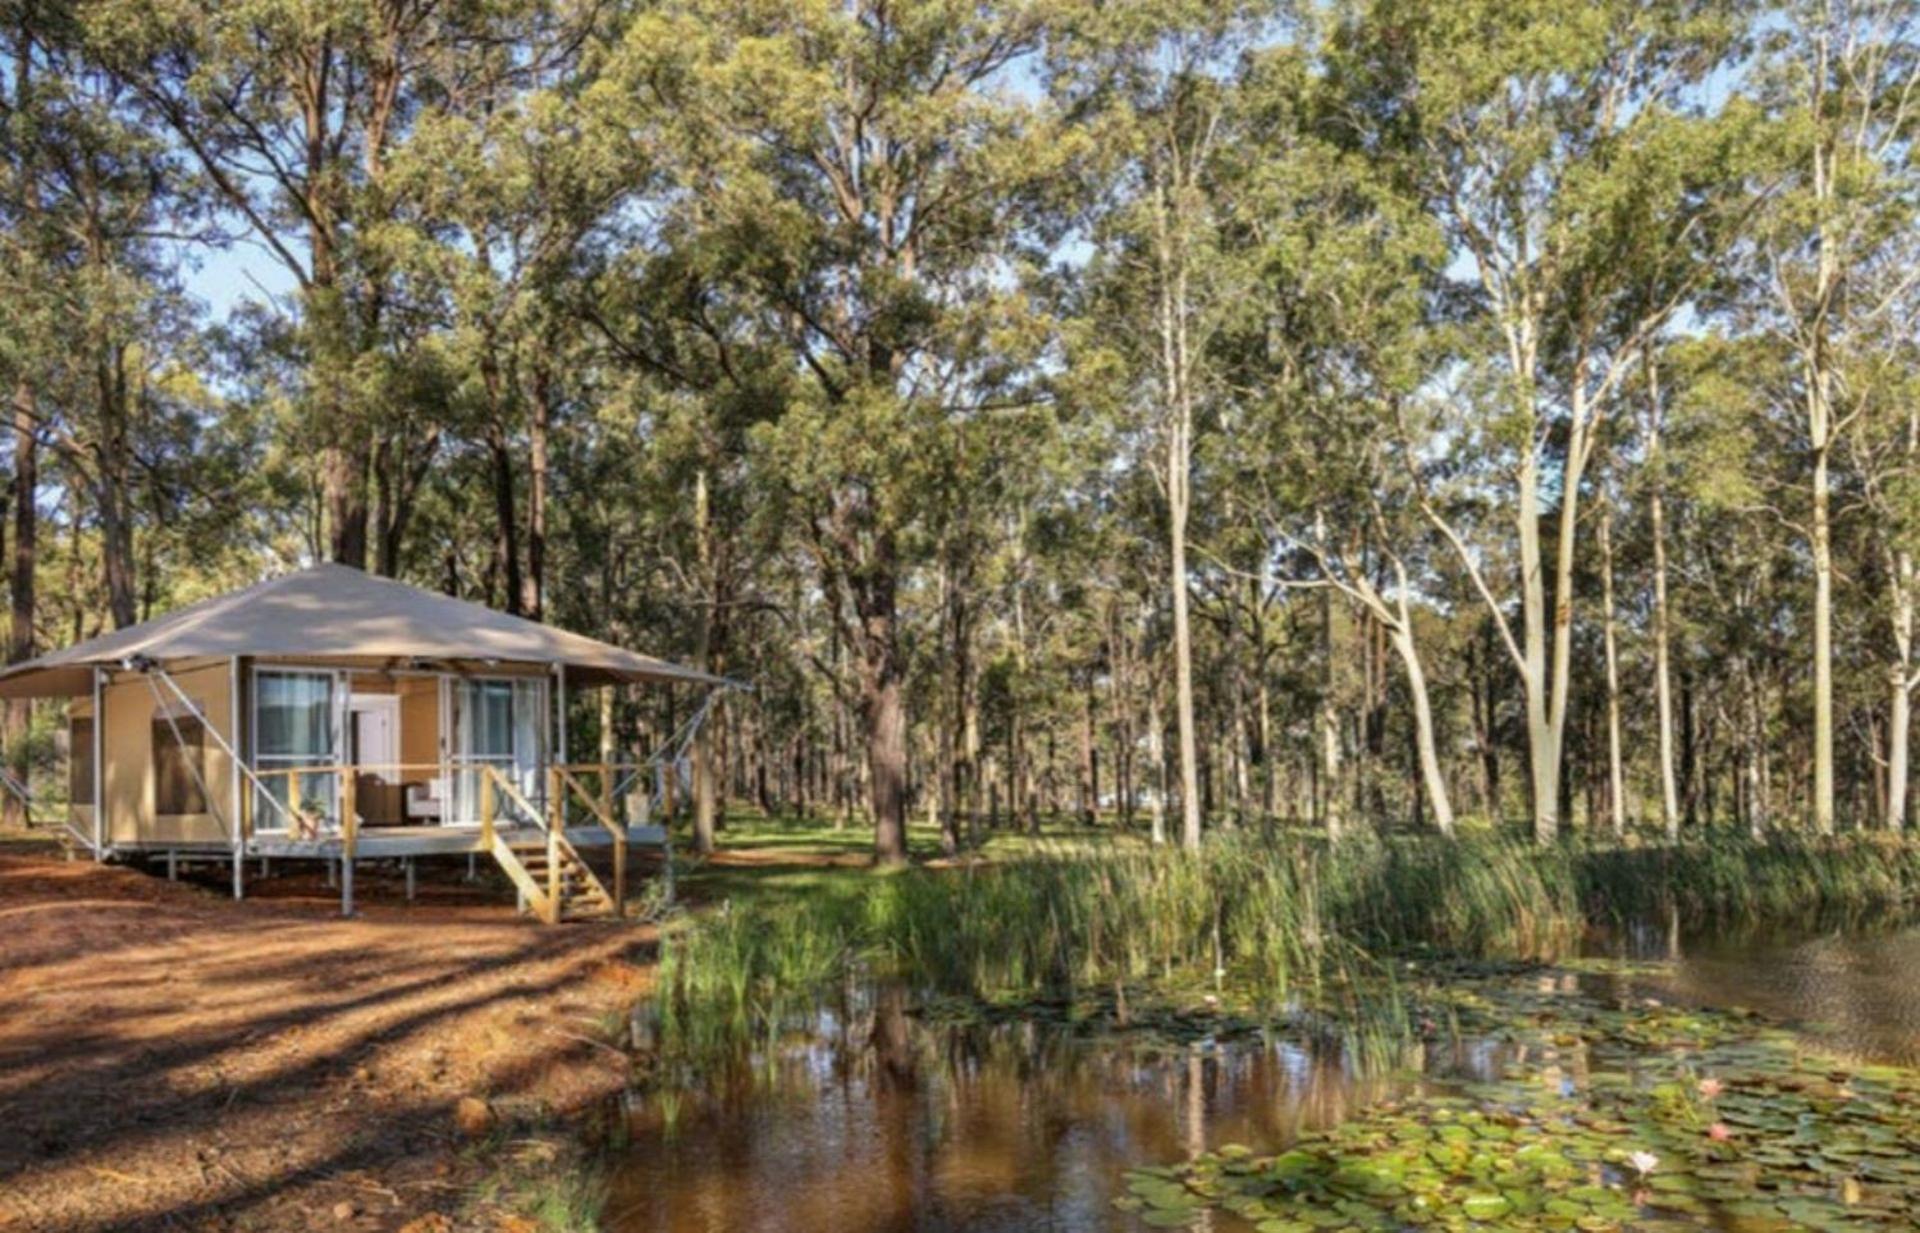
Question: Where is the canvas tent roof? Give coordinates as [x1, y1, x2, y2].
[0, 563, 731, 698]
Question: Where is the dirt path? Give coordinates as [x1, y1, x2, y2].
[0, 850, 655, 1232]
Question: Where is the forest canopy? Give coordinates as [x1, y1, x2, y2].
[3, 0, 1918, 861]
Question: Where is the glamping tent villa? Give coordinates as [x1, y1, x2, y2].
[0, 564, 732, 922]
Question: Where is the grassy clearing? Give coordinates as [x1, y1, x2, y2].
[650, 827, 1920, 1073]
[670, 812, 1121, 908]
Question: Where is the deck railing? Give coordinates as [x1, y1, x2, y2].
[246, 761, 645, 906]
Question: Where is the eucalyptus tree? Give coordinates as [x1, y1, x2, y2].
[1193, 38, 1455, 835]
[602, 0, 1078, 863]
[396, 44, 624, 612]
[1056, 1, 1273, 849]
[1335, 0, 1756, 840]
[0, 0, 60, 816]
[1840, 311, 1920, 830]
[1, 0, 224, 811]
[87, 0, 545, 569]
[578, 200, 801, 852]
[1734, 0, 1920, 833]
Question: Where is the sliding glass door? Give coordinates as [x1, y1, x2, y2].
[449, 677, 545, 825]
[253, 670, 337, 832]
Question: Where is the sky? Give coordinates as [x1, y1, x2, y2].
[179, 240, 296, 323]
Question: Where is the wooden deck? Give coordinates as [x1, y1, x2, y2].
[90, 762, 665, 921]
[113, 823, 666, 859]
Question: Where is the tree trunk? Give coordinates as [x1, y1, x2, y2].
[1079, 674, 1097, 826]
[1517, 447, 1556, 841]
[1599, 502, 1627, 834]
[4, 380, 36, 830]
[1884, 403, 1918, 832]
[1744, 658, 1769, 837]
[865, 653, 909, 865]
[1390, 619, 1454, 836]
[1147, 683, 1167, 845]
[96, 422, 137, 630]
[1169, 422, 1200, 850]
[1384, 560, 1455, 835]
[692, 468, 717, 856]
[1811, 433, 1835, 833]
[1646, 365, 1682, 838]
[1158, 185, 1203, 853]
[323, 439, 368, 569]
[1888, 652, 1910, 834]
[1319, 586, 1342, 841]
[485, 421, 522, 615]
[523, 357, 551, 622]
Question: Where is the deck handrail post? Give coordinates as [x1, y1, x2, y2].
[341, 768, 357, 917]
[481, 767, 495, 850]
[546, 766, 562, 920]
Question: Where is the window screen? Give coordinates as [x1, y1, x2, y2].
[69, 717, 95, 806]
[153, 711, 208, 815]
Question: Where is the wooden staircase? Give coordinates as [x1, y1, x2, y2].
[476, 765, 629, 925]
[490, 832, 617, 923]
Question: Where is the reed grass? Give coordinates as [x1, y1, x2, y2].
[650, 830, 1920, 1066]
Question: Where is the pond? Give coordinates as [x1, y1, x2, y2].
[1589, 919, 1920, 1068]
[603, 926, 1920, 1232]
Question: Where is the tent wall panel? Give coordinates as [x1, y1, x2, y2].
[102, 663, 238, 846]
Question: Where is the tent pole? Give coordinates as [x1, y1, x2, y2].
[91, 667, 104, 860]
[230, 656, 244, 900]
[556, 663, 568, 765]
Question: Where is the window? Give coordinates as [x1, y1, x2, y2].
[69, 717, 94, 806]
[451, 677, 545, 824]
[253, 670, 336, 831]
[153, 709, 207, 815]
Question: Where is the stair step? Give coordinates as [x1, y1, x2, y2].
[492, 833, 618, 924]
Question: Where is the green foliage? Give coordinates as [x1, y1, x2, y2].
[650, 832, 1920, 1070]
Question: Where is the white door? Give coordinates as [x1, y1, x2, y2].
[351, 697, 398, 769]
[349, 696, 400, 824]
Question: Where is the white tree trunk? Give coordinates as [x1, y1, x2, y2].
[1147, 684, 1167, 846]
[1812, 434, 1835, 833]
[1320, 581, 1343, 841]
[1389, 617, 1455, 836]
[1600, 503, 1627, 835]
[1889, 551, 1913, 832]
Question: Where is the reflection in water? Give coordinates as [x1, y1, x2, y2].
[611, 924, 1920, 1231]
[1592, 920, 1920, 1067]
[606, 1000, 1509, 1233]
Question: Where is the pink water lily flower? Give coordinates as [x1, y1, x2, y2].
[1697, 1078, 1724, 1100]
[1707, 1122, 1731, 1142]
[1628, 1150, 1660, 1178]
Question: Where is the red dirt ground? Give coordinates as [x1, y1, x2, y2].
[0, 846, 656, 1232]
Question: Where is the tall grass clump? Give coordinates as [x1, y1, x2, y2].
[652, 879, 870, 1069]
[1574, 831, 1920, 928]
[649, 831, 1920, 1068]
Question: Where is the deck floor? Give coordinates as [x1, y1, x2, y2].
[113, 822, 664, 860]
